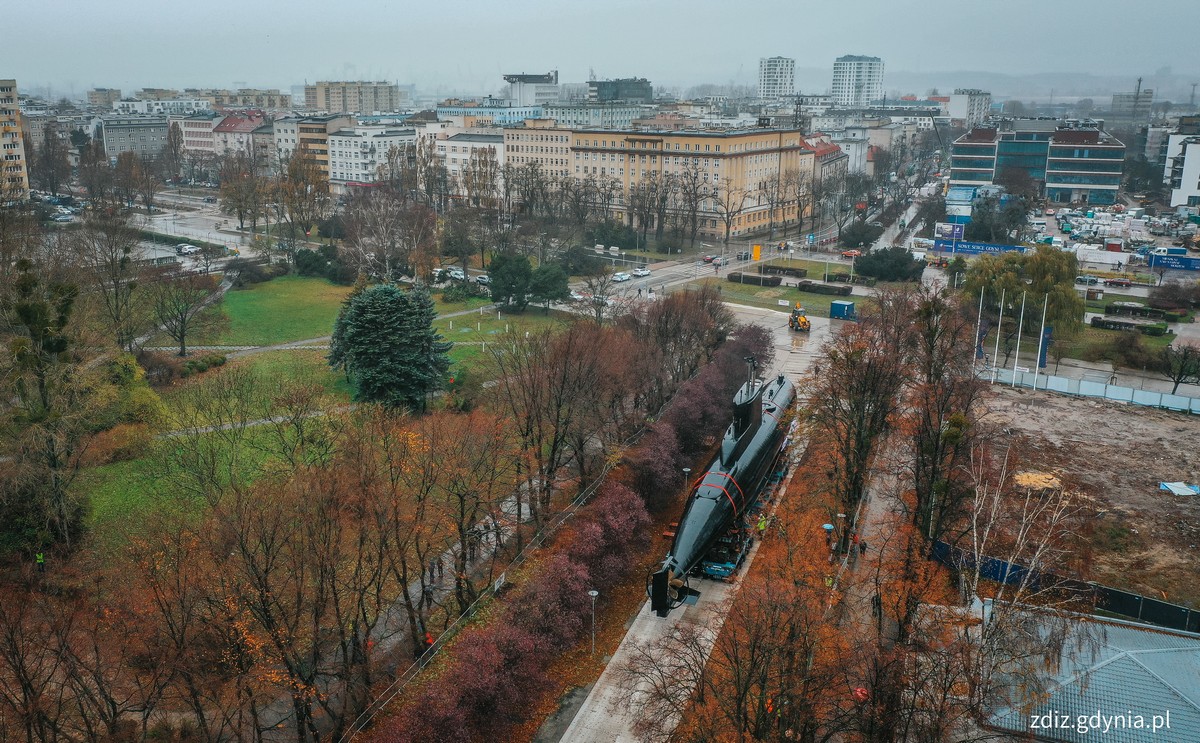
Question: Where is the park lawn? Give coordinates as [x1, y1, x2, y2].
[436, 308, 569, 340]
[210, 276, 354, 347]
[690, 277, 873, 318]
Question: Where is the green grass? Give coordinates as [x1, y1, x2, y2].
[436, 308, 569, 340]
[211, 276, 354, 346]
[689, 277, 873, 318]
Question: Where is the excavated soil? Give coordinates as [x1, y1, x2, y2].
[982, 385, 1200, 607]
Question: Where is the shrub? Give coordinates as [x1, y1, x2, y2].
[82, 423, 153, 466]
[294, 248, 327, 277]
[853, 247, 925, 281]
[181, 353, 227, 377]
[623, 424, 686, 511]
[440, 283, 478, 303]
[226, 258, 280, 287]
[136, 350, 184, 387]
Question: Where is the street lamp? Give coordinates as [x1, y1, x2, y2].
[588, 590, 599, 655]
[682, 467, 691, 489]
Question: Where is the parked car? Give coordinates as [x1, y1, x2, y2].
[447, 268, 466, 281]
[474, 274, 491, 285]
[841, 249, 862, 258]
[632, 267, 651, 277]
[179, 245, 201, 255]
[52, 214, 73, 223]
[1104, 278, 1132, 288]
[1075, 275, 1100, 285]
[736, 250, 751, 260]
[203, 196, 216, 203]
[569, 290, 587, 302]
[612, 272, 631, 282]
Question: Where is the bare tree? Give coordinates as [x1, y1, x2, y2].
[147, 269, 225, 356]
[713, 183, 747, 246]
[71, 212, 145, 351]
[32, 121, 71, 197]
[676, 160, 704, 248]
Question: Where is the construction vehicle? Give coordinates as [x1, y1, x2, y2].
[788, 303, 811, 332]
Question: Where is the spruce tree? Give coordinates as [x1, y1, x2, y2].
[329, 284, 452, 411]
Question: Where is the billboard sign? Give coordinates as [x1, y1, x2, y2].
[933, 240, 1026, 256]
[934, 222, 965, 240]
[1148, 254, 1200, 271]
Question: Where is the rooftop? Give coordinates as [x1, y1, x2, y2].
[986, 604, 1200, 742]
[444, 133, 503, 143]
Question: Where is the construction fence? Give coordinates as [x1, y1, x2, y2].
[930, 540, 1200, 634]
[983, 366, 1200, 415]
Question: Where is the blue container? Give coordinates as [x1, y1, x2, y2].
[830, 300, 856, 320]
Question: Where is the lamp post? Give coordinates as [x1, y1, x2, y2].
[682, 467, 691, 490]
[588, 590, 599, 655]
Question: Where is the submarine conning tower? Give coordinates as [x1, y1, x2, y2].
[722, 357, 764, 467]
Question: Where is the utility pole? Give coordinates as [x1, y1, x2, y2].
[1191, 83, 1198, 110]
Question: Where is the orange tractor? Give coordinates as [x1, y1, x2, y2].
[788, 303, 811, 332]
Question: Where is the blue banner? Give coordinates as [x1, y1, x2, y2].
[1039, 326, 1052, 369]
[933, 240, 1026, 255]
[1148, 254, 1200, 271]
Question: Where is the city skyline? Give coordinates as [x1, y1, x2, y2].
[9, 0, 1199, 97]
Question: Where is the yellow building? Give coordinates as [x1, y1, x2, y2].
[503, 119, 573, 180]
[303, 82, 402, 114]
[1, 79, 30, 203]
[570, 126, 817, 241]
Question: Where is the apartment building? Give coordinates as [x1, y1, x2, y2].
[212, 111, 267, 157]
[87, 88, 123, 108]
[503, 119, 572, 179]
[114, 98, 211, 116]
[1167, 136, 1200, 207]
[251, 121, 277, 173]
[101, 115, 170, 158]
[273, 114, 355, 180]
[758, 57, 795, 101]
[328, 125, 417, 193]
[947, 89, 992, 130]
[832, 55, 884, 108]
[303, 81, 402, 114]
[176, 112, 224, 157]
[0, 79, 30, 202]
[187, 88, 292, 110]
[571, 126, 816, 240]
[436, 101, 543, 126]
[436, 132, 505, 184]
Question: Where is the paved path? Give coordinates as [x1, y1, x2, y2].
[556, 305, 835, 743]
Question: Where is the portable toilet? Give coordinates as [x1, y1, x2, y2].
[830, 300, 857, 320]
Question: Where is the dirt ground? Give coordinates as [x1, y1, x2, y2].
[982, 385, 1200, 608]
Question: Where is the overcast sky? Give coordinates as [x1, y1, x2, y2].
[9, 0, 1199, 97]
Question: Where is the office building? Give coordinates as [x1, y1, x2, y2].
[758, 57, 795, 101]
[950, 118, 1125, 205]
[303, 81, 402, 114]
[570, 125, 817, 241]
[504, 72, 560, 107]
[503, 120, 573, 179]
[587, 77, 653, 104]
[831, 55, 884, 108]
[87, 88, 123, 108]
[435, 100, 543, 126]
[1109, 88, 1154, 130]
[1, 79, 30, 202]
[543, 102, 644, 129]
[101, 115, 170, 158]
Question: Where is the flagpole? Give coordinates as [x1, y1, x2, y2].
[1033, 294, 1049, 391]
[973, 286, 985, 371]
[1011, 291, 1027, 388]
[991, 288, 1005, 384]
